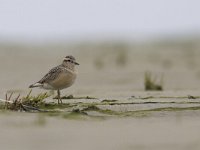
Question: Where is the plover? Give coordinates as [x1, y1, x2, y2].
[29, 55, 79, 104]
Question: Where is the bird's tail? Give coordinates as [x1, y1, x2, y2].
[29, 82, 43, 88]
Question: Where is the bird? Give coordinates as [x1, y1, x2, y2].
[29, 55, 79, 104]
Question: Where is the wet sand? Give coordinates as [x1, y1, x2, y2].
[1, 42, 200, 149]
[1, 114, 200, 150]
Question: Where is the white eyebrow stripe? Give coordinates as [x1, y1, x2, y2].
[63, 58, 71, 61]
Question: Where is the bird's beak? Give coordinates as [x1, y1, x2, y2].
[74, 62, 80, 65]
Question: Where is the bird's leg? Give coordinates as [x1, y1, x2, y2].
[57, 90, 62, 104]
[57, 90, 60, 104]
[60, 90, 62, 104]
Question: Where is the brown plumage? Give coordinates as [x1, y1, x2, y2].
[29, 55, 79, 104]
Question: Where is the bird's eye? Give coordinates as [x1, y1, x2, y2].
[65, 59, 74, 63]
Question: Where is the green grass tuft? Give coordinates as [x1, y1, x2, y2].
[144, 72, 163, 91]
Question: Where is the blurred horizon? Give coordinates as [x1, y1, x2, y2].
[0, 0, 200, 43]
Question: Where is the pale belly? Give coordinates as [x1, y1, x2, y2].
[48, 72, 77, 90]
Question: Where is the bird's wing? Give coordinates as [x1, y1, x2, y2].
[38, 65, 64, 84]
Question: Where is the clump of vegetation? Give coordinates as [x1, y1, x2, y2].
[21, 90, 50, 107]
[144, 72, 163, 91]
[1, 90, 51, 112]
[188, 95, 196, 99]
[3, 92, 22, 111]
[0, 90, 98, 112]
[115, 49, 128, 67]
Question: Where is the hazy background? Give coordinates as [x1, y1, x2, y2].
[0, 0, 200, 42]
[1, 1, 200, 150]
[0, 0, 200, 97]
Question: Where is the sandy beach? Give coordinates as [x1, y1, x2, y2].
[1, 41, 200, 150]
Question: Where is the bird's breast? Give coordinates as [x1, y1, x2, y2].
[49, 71, 77, 90]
